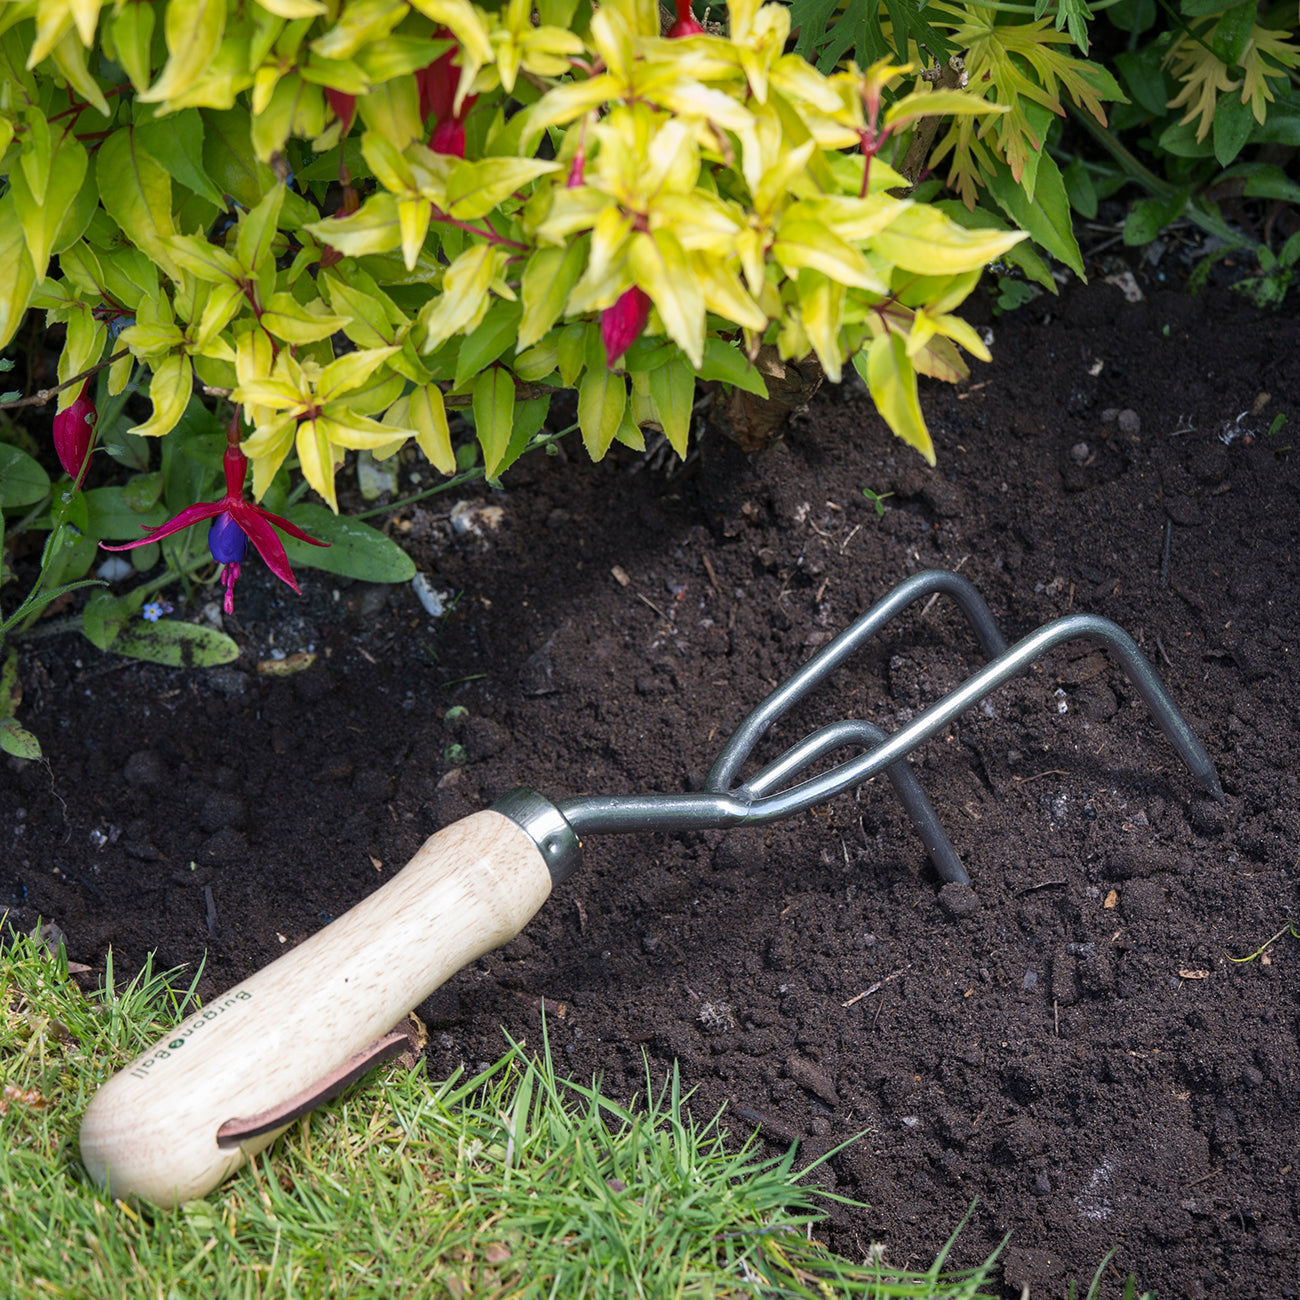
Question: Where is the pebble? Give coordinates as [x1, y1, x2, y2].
[786, 1056, 840, 1107]
[199, 791, 246, 833]
[208, 667, 250, 697]
[938, 882, 980, 918]
[1069, 442, 1091, 464]
[1117, 409, 1141, 436]
[123, 750, 163, 786]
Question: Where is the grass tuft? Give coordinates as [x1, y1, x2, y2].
[2, 923, 998, 1298]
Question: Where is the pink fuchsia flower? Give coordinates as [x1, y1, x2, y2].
[668, 1, 704, 36]
[102, 443, 328, 614]
[602, 287, 651, 366]
[53, 382, 97, 479]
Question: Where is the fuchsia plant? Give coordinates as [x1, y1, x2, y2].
[102, 423, 328, 614]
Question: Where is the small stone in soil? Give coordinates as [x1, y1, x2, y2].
[123, 751, 163, 786]
[200, 791, 245, 833]
[786, 1056, 840, 1107]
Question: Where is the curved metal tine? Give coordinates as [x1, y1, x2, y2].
[741, 719, 969, 885]
[744, 611, 1224, 824]
[705, 569, 1009, 796]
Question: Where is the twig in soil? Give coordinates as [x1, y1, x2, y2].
[701, 553, 721, 594]
[634, 590, 672, 621]
[841, 965, 909, 1007]
[1161, 518, 1173, 586]
[1011, 769, 1070, 784]
[1014, 879, 1068, 897]
[1183, 1168, 1221, 1189]
[1156, 636, 1173, 667]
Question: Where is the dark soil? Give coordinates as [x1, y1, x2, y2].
[5, 278, 1300, 1298]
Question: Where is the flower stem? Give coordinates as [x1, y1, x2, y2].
[428, 206, 531, 251]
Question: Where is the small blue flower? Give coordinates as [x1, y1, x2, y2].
[142, 600, 173, 623]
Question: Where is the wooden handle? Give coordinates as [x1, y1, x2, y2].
[79, 810, 553, 1206]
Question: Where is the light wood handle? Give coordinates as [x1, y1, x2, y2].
[79, 810, 553, 1206]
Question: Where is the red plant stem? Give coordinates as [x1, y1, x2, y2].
[428, 206, 531, 251]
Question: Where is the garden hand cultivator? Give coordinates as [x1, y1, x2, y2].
[81, 570, 1223, 1205]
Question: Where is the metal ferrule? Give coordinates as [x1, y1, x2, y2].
[491, 787, 583, 886]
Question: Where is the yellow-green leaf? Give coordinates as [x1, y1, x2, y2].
[139, 0, 226, 105]
[96, 131, 180, 280]
[56, 305, 107, 410]
[397, 196, 430, 272]
[258, 0, 326, 15]
[49, 28, 109, 116]
[518, 241, 585, 351]
[772, 216, 886, 292]
[312, 0, 408, 60]
[798, 270, 846, 383]
[410, 383, 454, 474]
[10, 135, 87, 280]
[132, 354, 194, 438]
[555, 323, 588, 388]
[361, 129, 417, 194]
[261, 293, 350, 345]
[871, 205, 1026, 276]
[514, 340, 558, 383]
[296, 417, 340, 510]
[884, 88, 1010, 132]
[472, 368, 515, 478]
[317, 347, 399, 402]
[858, 333, 934, 465]
[110, 2, 155, 90]
[357, 75, 422, 151]
[236, 184, 287, 274]
[304, 192, 402, 259]
[577, 364, 627, 461]
[164, 234, 244, 284]
[418, 244, 501, 353]
[445, 158, 562, 221]
[628, 229, 704, 369]
[456, 299, 522, 390]
[646, 355, 694, 458]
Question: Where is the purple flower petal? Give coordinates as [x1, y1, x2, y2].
[208, 512, 248, 564]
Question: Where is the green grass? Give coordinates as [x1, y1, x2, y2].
[1, 925, 999, 1299]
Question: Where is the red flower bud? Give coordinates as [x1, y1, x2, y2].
[602, 287, 651, 366]
[567, 144, 586, 188]
[429, 117, 466, 158]
[668, 1, 704, 36]
[53, 382, 97, 479]
[324, 88, 356, 136]
[417, 45, 460, 125]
